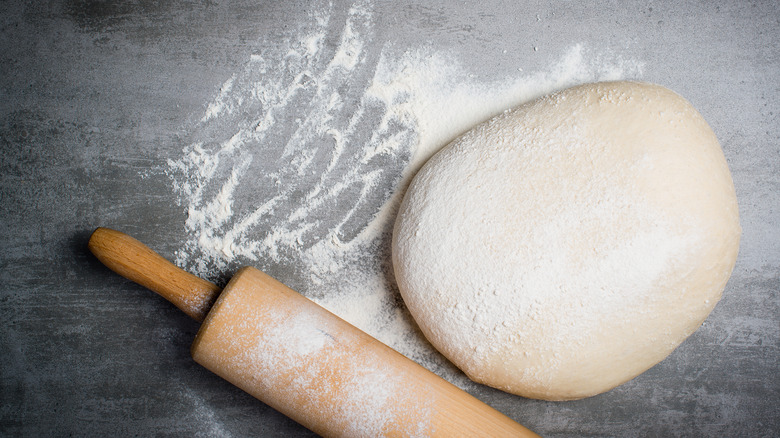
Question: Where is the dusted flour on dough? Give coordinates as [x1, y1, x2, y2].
[392, 81, 741, 400]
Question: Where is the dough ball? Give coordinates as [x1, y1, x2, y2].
[392, 81, 740, 401]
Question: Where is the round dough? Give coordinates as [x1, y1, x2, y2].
[392, 81, 740, 401]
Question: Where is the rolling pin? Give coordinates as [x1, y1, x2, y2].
[88, 227, 539, 437]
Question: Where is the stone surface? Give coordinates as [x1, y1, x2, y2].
[1, 1, 778, 436]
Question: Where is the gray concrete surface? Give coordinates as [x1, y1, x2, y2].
[1, 1, 778, 437]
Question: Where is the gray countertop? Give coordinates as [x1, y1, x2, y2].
[2, 1, 778, 437]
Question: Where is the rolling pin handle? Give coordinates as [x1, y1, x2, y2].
[87, 227, 221, 322]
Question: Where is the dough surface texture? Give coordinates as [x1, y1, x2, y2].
[392, 81, 740, 400]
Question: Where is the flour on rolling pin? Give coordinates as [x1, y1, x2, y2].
[192, 268, 435, 436]
[165, 1, 644, 386]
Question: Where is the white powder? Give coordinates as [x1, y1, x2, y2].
[197, 283, 434, 437]
[394, 117, 695, 370]
[181, 387, 232, 438]
[390, 80, 738, 401]
[166, 0, 644, 388]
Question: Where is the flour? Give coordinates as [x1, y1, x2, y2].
[391, 81, 740, 400]
[166, 0, 644, 388]
[191, 267, 435, 437]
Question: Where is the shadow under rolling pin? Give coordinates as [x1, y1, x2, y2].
[88, 227, 539, 437]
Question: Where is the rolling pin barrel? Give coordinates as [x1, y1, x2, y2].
[88, 227, 538, 437]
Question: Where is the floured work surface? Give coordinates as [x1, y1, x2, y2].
[2, 1, 778, 437]
[166, 7, 648, 388]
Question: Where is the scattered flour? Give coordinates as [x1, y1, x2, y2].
[166, 0, 644, 388]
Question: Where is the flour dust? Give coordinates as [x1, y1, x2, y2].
[166, 0, 643, 386]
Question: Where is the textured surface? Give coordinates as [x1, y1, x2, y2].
[1, 1, 778, 437]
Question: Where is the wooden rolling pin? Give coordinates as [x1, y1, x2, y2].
[88, 227, 539, 437]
